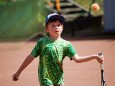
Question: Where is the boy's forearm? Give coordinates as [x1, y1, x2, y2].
[16, 55, 34, 74]
[72, 54, 98, 63]
[78, 55, 97, 63]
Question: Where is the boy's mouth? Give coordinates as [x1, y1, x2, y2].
[55, 30, 59, 33]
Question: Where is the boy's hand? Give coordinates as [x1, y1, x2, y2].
[12, 72, 20, 81]
[96, 53, 104, 64]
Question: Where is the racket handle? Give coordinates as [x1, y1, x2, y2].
[98, 53, 104, 70]
[98, 53, 106, 86]
[98, 53, 103, 57]
[101, 63, 104, 70]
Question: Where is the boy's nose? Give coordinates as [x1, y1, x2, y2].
[56, 26, 59, 29]
[56, 25, 62, 29]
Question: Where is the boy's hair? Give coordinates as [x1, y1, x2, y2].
[46, 19, 63, 27]
[45, 13, 65, 27]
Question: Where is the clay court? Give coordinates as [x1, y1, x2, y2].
[0, 35, 115, 86]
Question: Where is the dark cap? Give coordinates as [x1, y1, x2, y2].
[45, 13, 65, 24]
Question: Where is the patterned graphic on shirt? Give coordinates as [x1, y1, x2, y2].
[31, 37, 76, 85]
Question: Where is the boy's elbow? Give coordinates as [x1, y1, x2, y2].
[72, 57, 81, 63]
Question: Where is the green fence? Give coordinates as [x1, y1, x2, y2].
[0, 0, 48, 42]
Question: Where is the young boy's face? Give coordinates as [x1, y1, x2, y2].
[46, 20, 64, 37]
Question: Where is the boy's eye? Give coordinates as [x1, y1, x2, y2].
[51, 25, 55, 28]
[57, 24, 61, 26]
[50, 23, 62, 28]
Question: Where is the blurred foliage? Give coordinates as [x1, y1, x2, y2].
[0, 0, 48, 41]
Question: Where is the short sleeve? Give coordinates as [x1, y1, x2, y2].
[31, 40, 41, 58]
[65, 42, 76, 60]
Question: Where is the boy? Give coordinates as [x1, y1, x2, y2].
[12, 13, 104, 86]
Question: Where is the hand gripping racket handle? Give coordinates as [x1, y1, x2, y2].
[98, 53, 104, 70]
[98, 53, 106, 86]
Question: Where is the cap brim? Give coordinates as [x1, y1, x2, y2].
[47, 15, 65, 24]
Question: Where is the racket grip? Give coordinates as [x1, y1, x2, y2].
[98, 53, 103, 57]
[98, 53, 104, 70]
[101, 64, 104, 70]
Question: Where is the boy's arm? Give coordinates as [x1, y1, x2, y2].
[72, 54, 104, 63]
[12, 54, 35, 81]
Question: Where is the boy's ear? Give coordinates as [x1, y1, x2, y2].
[61, 25, 64, 29]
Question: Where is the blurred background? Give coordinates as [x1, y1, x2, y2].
[0, 0, 48, 41]
[0, 0, 115, 42]
[0, 0, 105, 42]
[0, 1, 115, 86]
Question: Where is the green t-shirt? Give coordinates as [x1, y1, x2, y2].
[31, 36, 76, 86]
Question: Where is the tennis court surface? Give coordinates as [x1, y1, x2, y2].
[0, 36, 115, 86]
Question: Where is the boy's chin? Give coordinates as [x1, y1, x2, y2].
[54, 33, 61, 37]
